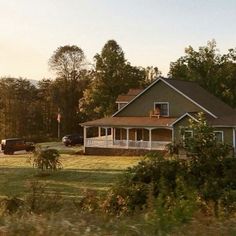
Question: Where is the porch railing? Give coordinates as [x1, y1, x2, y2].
[85, 138, 170, 150]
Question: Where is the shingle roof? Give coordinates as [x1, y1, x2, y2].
[116, 88, 143, 102]
[171, 112, 236, 127]
[161, 78, 235, 117]
[207, 114, 236, 126]
[81, 116, 177, 128]
[82, 77, 236, 128]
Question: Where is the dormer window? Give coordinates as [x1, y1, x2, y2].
[154, 102, 169, 116]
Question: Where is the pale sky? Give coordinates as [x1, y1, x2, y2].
[0, 0, 236, 80]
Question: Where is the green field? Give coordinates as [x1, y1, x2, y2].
[1, 147, 236, 235]
[0, 152, 142, 199]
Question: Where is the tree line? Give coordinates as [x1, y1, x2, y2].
[0, 39, 235, 141]
[0, 40, 160, 140]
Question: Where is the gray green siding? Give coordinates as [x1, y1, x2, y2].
[214, 127, 234, 146]
[116, 80, 204, 117]
[173, 116, 191, 144]
[173, 116, 234, 146]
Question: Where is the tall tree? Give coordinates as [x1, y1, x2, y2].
[49, 45, 85, 79]
[0, 78, 39, 139]
[49, 45, 89, 134]
[169, 40, 236, 107]
[145, 66, 162, 84]
[80, 40, 146, 119]
[37, 79, 57, 137]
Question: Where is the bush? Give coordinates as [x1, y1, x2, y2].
[31, 147, 62, 171]
[103, 140, 236, 218]
[0, 197, 24, 215]
[74, 189, 101, 213]
[25, 180, 63, 214]
[102, 153, 188, 215]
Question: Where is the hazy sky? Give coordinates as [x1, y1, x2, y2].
[0, 0, 236, 80]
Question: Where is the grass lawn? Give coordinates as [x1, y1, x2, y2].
[0, 152, 142, 199]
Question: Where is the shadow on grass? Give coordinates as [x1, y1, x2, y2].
[0, 167, 124, 199]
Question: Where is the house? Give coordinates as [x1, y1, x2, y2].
[81, 77, 236, 155]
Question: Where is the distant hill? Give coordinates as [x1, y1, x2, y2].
[28, 79, 39, 87]
[0, 77, 40, 87]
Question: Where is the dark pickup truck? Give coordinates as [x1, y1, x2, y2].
[1, 138, 35, 155]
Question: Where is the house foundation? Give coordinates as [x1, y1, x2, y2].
[84, 146, 166, 156]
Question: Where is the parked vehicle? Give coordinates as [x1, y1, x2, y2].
[1, 138, 35, 155]
[62, 134, 84, 146]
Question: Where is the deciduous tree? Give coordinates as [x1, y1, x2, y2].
[80, 40, 147, 119]
[49, 45, 90, 134]
[169, 40, 236, 107]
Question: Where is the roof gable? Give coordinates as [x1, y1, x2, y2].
[113, 77, 234, 118]
[170, 112, 199, 126]
[161, 78, 234, 118]
[113, 78, 161, 117]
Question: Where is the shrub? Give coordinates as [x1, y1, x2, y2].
[102, 153, 188, 215]
[103, 133, 236, 218]
[166, 112, 236, 216]
[25, 180, 63, 214]
[31, 146, 62, 171]
[0, 197, 24, 215]
[145, 178, 198, 234]
[103, 181, 149, 216]
[74, 189, 101, 213]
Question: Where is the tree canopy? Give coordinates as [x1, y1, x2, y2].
[80, 40, 147, 119]
[169, 40, 236, 107]
[48, 45, 90, 134]
[49, 45, 85, 79]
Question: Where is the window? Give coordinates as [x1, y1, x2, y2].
[182, 129, 193, 147]
[213, 131, 224, 143]
[154, 102, 169, 116]
[183, 130, 193, 140]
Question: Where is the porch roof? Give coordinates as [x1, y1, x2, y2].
[81, 116, 177, 128]
[207, 114, 236, 127]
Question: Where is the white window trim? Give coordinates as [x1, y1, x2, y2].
[183, 130, 193, 140]
[154, 102, 169, 117]
[213, 131, 224, 143]
[116, 101, 128, 104]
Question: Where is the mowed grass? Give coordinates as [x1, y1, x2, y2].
[0, 153, 142, 199]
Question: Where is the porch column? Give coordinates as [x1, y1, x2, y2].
[233, 128, 236, 156]
[105, 127, 108, 147]
[148, 128, 153, 150]
[111, 128, 114, 136]
[83, 126, 87, 151]
[113, 128, 116, 143]
[98, 127, 101, 137]
[171, 127, 174, 143]
[135, 129, 137, 141]
[126, 128, 130, 149]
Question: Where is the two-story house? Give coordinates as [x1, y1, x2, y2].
[81, 77, 236, 155]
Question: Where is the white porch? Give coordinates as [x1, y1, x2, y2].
[83, 127, 173, 151]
